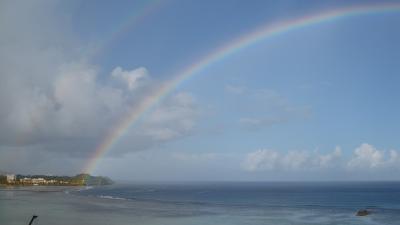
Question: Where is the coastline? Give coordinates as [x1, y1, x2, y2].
[0, 185, 87, 193]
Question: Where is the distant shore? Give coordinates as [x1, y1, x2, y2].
[0, 173, 113, 186]
[0, 185, 85, 192]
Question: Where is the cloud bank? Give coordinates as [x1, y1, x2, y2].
[242, 143, 400, 173]
[0, 1, 199, 173]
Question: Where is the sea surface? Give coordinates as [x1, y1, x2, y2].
[1, 182, 400, 225]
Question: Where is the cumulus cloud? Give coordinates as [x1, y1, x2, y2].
[347, 143, 399, 170]
[241, 149, 279, 171]
[0, 0, 199, 172]
[242, 147, 343, 172]
[111, 66, 149, 91]
[317, 146, 342, 168]
[243, 144, 400, 173]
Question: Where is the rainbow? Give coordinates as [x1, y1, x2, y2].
[83, 3, 400, 174]
[91, 0, 165, 57]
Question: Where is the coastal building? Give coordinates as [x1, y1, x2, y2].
[32, 178, 46, 184]
[48, 179, 57, 184]
[6, 174, 15, 183]
[20, 177, 32, 184]
[18, 177, 64, 185]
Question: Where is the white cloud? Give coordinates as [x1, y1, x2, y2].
[389, 150, 400, 164]
[347, 143, 400, 170]
[243, 144, 400, 173]
[242, 149, 279, 171]
[242, 147, 343, 172]
[317, 146, 342, 168]
[281, 151, 310, 170]
[0, 0, 199, 163]
[347, 143, 384, 169]
[0, 58, 159, 146]
[111, 66, 149, 90]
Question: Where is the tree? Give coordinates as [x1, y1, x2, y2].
[0, 175, 7, 184]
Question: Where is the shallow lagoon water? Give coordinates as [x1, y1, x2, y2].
[1, 182, 400, 225]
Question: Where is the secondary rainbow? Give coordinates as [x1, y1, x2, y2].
[91, 0, 165, 57]
[83, 3, 400, 174]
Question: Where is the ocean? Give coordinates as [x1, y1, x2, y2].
[1, 182, 400, 225]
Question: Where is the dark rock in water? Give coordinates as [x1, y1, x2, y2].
[356, 209, 371, 216]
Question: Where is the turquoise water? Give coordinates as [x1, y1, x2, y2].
[1, 182, 400, 225]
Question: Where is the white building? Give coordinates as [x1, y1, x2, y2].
[21, 177, 32, 183]
[32, 178, 46, 184]
[6, 174, 15, 183]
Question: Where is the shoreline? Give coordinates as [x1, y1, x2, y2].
[0, 185, 91, 193]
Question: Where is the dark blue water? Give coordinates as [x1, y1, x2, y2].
[79, 182, 400, 209]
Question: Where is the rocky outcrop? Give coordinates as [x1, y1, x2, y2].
[356, 209, 371, 216]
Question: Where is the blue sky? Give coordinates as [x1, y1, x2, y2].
[1, 0, 400, 181]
